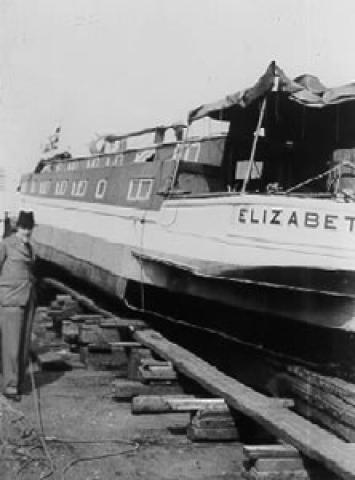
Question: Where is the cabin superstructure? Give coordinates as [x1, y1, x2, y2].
[20, 122, 227, 211]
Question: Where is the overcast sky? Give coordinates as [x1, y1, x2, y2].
[1, 0, 355, 201]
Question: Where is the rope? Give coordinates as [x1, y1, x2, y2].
[18, 357, 140, 479]
[285, 161, 355, 196]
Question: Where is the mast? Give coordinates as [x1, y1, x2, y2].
[241, 61, 278, 194]
[240, 97, 267, 194]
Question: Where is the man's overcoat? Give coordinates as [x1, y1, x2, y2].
[0, 234, 36, 306]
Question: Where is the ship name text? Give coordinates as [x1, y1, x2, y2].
[235, 206, 355, 232]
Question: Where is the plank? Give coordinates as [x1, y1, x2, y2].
[100, 318, 147, 329]
[109, 342, 142, 349]
[132, 396, 226, 413]
[112, 379, 183, 399]
[243, 466, 309, 480]
[135, 329, 355, 480]
[254, 458, 305, 472]
[187, 425, 239, 441]
[243, 445, 300, 460]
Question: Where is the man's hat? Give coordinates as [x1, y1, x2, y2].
[16, 210, 35, 230]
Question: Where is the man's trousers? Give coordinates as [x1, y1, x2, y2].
[0, 294, 36, 393]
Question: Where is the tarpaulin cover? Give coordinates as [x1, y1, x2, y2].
[188, 62, 355, 123]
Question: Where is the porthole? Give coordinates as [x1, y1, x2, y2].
[95, 179, 107, 199]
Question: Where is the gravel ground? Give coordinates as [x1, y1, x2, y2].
[0, 351, 243, 480]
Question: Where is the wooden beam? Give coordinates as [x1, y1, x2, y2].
[243, 445, 300, 460]
[134, 329, 355, 480]
[109, 341, 142, 349]
[132, 396, 226, 414]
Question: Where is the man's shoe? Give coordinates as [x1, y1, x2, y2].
[3, 388, 21, 402]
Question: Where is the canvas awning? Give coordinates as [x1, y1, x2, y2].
[188, 62, 355, 123]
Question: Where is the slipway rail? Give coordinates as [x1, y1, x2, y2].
[135, 329, 355, 480]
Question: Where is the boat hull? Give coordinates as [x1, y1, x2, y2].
[21, 192, 355, 332]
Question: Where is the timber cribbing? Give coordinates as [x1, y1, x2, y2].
[135, 328, 355, 480]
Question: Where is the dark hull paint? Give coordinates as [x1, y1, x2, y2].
[36, 237, 355, 331]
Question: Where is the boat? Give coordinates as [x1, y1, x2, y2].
[17, 62, 355, 366]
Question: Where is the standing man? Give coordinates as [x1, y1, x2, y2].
[0, 210, 36, 401]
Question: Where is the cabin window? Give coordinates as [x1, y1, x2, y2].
[78, 180, 88, 196]
[71, 181, 77, 196]
[134, 149, 155, 163]
[139, 179, 153, 199]
[55, 180, 68, 195]
[110, 154, 124, 166]
[86, 158, 100, 169]
[127, 179, 140, 200]
[30, 180, 37, 194]
[127, 178, 153, 201]
[95, 179, 107, 199]
[71, 180, 88, 197]
[183, 142, 200, 162]
[39, 180, 51, 194]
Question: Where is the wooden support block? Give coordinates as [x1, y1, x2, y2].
[192, 409, 237, 428]
[88, 344, 112, 353]
[112, 379, 183, 400]
[37, 351, 72, 371]
[255, 458, 305, 472]
[62, 321, 79, 343]
[138, 361, 177, 383]
[48, 308, 65, 318]
[70, 314, 104, 324]
[187, 408, 239, 441]
[187, 425, 239, 442]
[49, 303, 80, 317]
[242, 444, 310, 480]
[100, 318, 147, 330]
[242, 467, 309, 480]
[243, 445, 300, 460]
[78, 324, 107, 345]
[55, 294, 78, 307]
[97, 327, 121, 344]
[131, 396, 227, 414]
[127, 348, 154, 381]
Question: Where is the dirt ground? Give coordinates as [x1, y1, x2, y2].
[0, 337, 243, 480]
